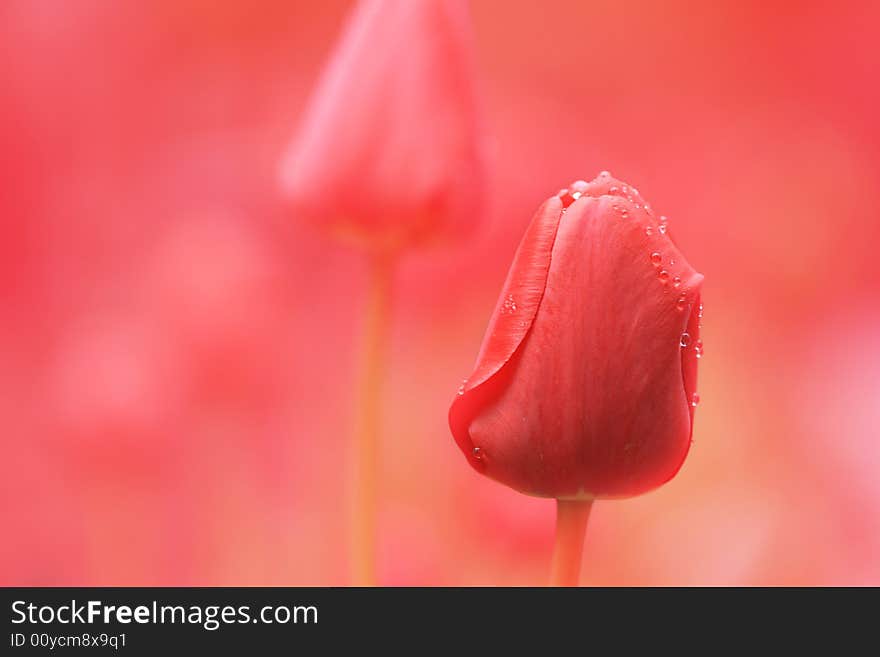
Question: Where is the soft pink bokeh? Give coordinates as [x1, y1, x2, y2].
[2, 0, 878, 585]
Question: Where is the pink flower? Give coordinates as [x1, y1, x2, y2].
[280, 0, 485, 251]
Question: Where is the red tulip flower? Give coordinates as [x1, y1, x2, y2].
[280, 0, 484, 252]
[449, 173, 704, 585]
[279, 0, 485, 585]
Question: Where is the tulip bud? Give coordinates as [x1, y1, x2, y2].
[280, 0, 484, 251]
[450, 174, 704, 499]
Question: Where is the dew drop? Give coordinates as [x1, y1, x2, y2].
[650, 252, 662, 266]
[675, 296, 687, 310]
[609, 186, 619, 194]
[695, 339, 703, 359]
[472, 446, 483, 460]
[658, 269, 670, 283]
[691, 393, 700, 407]
[679, 332, 691, 348]
[658, 224, 667, 235]
[571, 191, 582, 200]
[645, 226, 654, 236]
[698, 302, 704, 319]
[672, 276, 681, 288]
[501, 294, 517, 314]
[659, 215, 668, 223]
[570, 179, 589, 193]
[599, 170, 611, 178]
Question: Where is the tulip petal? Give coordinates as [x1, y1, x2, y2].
[449, 197, 564, 471]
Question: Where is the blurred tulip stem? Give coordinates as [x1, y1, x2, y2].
[350, 253, 394, 586]
[549, 499, 593, 586]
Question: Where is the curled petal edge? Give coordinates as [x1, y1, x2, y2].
[665, 281, 704, 486]
[639, 274, 703, 496]
[448, 197, 563, 472]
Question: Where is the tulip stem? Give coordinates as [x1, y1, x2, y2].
[549, 498, 593, 586]
[350, 253, 394, 586]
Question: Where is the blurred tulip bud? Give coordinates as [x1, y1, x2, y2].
[280, 0, 485, 251]
[450, 174, 704, 499]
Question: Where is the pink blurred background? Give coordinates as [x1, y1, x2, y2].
[2, 0, 879, 585]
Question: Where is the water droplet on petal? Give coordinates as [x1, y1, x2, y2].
[658, 224, 667, 235]
[680, 332, 691, 347]
[695, 339, 703, 359]
[676, 296, 687, 310]
[472, 447, 483, 460]
[609, 186, 619, 194]
[659, 215, 668, 223]
[570, 180, 589, 193]
[691, 393, 700, 407]
[612, 204, 629, 219]
[650, 252, 662, 266]
[571, 191, 582, 200]
[645, 226, 654, 236]
[672, 276, 681, 288]
[599, 170, 611, 178]
[658, 269, 670, 283]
